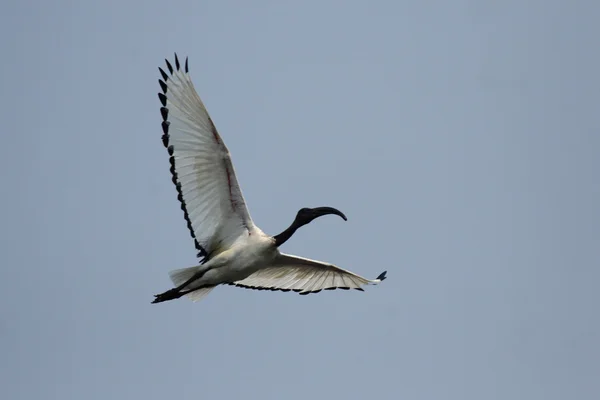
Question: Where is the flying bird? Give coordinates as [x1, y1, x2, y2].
[152, 54, 387, 304]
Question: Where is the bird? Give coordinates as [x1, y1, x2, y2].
[152, 54, 387, 304]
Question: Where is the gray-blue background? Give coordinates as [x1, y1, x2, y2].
[2, 1, 598, 399]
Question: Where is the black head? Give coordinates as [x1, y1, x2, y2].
[295, 206, 347, 226]
[273, 206, 347, 247]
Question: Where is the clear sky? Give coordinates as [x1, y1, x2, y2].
[2, 1, 599, 399]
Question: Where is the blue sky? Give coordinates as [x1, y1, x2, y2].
[2, 1, 599, 399]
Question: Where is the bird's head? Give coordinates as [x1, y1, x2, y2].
[273, 206, 347, 246]
[295, 206, 347, 227]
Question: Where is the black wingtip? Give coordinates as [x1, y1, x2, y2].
[158, 79, 167, 93]
[160, 106, 168, 121]
[174, 53, 180, 70]
[158, 67, 168, 81]
[185, 57, 189, 73]
[376, 271, 387, 281]
[158, 93, 167, 106]
[161, 121, 170, 134]
[165, 59, 174, 74]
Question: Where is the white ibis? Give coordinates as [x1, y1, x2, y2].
[152, 54, 387, 304]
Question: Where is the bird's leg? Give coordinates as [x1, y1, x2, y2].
[172, 266, 213, 291]
[152, 287, 186, 303]
[152, 285, 213, 304]
[151, 267, 212, 304]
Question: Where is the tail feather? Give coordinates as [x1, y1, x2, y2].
[184, 286, 216, 302]
[165, 266, 215, 303]
[168, 266, 201, 287]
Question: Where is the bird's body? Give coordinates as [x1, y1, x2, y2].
[175, 232, 277, 291]
[152, 54, 387, 304]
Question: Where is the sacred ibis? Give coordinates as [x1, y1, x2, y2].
[152, 54, 387, 304]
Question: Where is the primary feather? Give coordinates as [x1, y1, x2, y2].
[158, 55, 254, 263]
[231, 254, 387, 295]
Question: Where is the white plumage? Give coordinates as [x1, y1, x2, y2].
[152, 54, 386, 304]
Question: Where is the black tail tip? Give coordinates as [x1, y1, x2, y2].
[376, 271, 387, 281]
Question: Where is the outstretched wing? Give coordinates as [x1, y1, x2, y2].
[158, 54, 255, 262]
[230, 253, 387, 295]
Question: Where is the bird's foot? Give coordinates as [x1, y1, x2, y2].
[151, 288, 182, 304]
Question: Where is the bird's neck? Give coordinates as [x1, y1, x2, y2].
[273, 220, 302, 247]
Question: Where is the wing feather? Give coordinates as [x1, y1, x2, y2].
[158, 54, 255, 262]
[231, 253, 387, 295]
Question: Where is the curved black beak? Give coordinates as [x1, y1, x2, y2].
[311, 207, 347, 221]
[274, 206, 348, 247]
